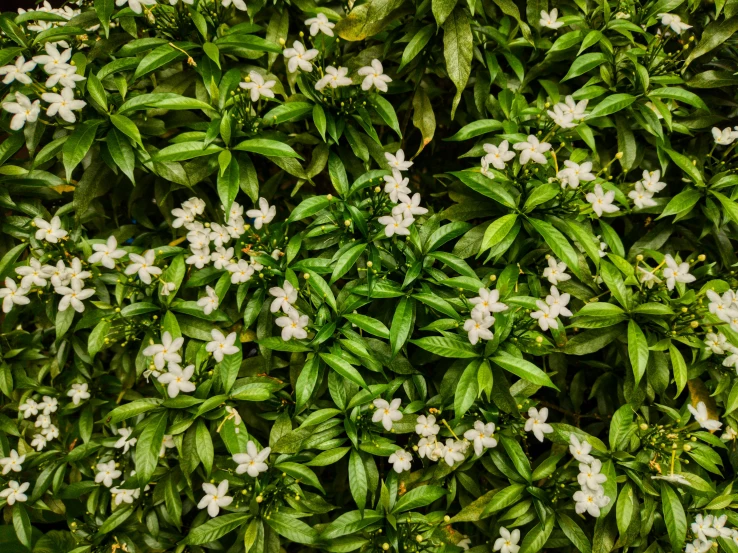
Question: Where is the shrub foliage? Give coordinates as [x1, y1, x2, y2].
[1, 0, 738, 552]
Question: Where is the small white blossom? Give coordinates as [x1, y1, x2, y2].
[211, 246, 234, 270]
[114, 427, 137, 453]
[269, 281, 298, 313]
[42, 87, 86, 123]
[45, 65, 85, 89]
[659, 13, 692, 34]
[35, 414, 51, 429]
[442, 439, 467, 466]
[514, 135, 551, 165]
[378, 213, 414, 237]
[372, 398, 402, 431]
[111, 487, 140, 505]
[315, 65, 352, 90]
[88, 236, 126, 269]
[542, 257, 570, 285]
[206, 330, 239, 362]
[662, 254, 695, 291]
[545, 286, 572, 317]
[470, 288, 508, 318]
[67, 383, 90, 405]
[358, 59, 392, 92]
[569, 435, 595, 464]
[547, 104, 575, 128]
[2, 92, 41, 131]
[0, 481, 29, 505]
[186, 247, 210, 269]
[561, 95, 588, 120]
[687, 401, 722, 431]
[525, 407, 553, 442]
[158, 365, 196, 398]
[305, 13, 335, 37]
[578, 459, 607, 490]
[482, 140, 516, 170]
[557, 160, 595, 189]
[463, 310, 495, 345]
[493, 527, 520, 553]
[0, 278, 30, 313]
[712, 127, 735, 145]
[198, 480, 233, 517]
[383, 170, 411, 203]
[198, 286, 219, 315]
[573, 488, 609, 517]
[283, 41, 318, 73]
[415, 415, 440, 437]
[0, 450, 25, 475]
[531, 300, 559, 331]
[246, 197, 276, 229]
[33, 43, 71, 74]
[637, 266, 661, 288]
[639, 170, 666, 193]
[392, 193, 428, 218]
[222, 0, 247, 9]
[19, 399, 39, 419]
[539, 8, 564, 29]
[704, 332, 729, 355]
[706, 290, 738, 322]
[464, 421, 497, 456]
[240, 71, 276, 102]
[389, 449, 412, 473]
[628, 182, 657, 209]
[39, 396, 58, 415]
[95, 460, 122, 487]
[233, 441, 271, 477]
[55, 280, 94, 313]
[691, 514, 714, 542]
[0, 56, 36, 85]
[115, 0, 157, 14]
[228, 259, 256, 284]
[275, 309, 309, 341]
[125, 250, 161, 284]
[31, 434, 48, 451]
[586, 184, 619, 217]
[143, 331, 184, 370]
[385, 149, 413, 171]
[34, 216, 67, 243]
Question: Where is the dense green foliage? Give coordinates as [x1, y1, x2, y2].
[2, 0, 738, 552]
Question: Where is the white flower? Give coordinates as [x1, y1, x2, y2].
[542, 257, 570, 285]
[34, 216, 67, 243]
[470, 288, 508, 318]
[388, 449, 412, 473]
[171, 207, 195, 228]
[42, 87, 86, 123]
[55, 280, 94, 313]
[378, 213, 414, 238]
[383, 170, 411, 202]
[463, 310, 495, 345]
[143, 331, 184, 370]
[557, 160, 595, 189]
[240, 71, 276, 102]
[525, 407, 553, 442]
[687, 401, 722, 431]
[158, 364, 196, 398]
[283, 41, 318, 73]
[160, 281, 176, 296]
[48, 260, 69, 288]
[358, 59, 392, 92]
[547, 104, 575, 128]
[305, 13, 335, 37]
[31, 435, 47, 451]
[539, 8, 564, 29]
[712, 127, 735, 145]
[228, 259, 256, 284]
[19, 399, 39, 419]
[95, 460, 122, 487]
[222, 0, 247, 10]
[39, 396, 58, 415]
[662, 254, 695, 291]
[66, 257, 91, 288]
[482, 140, 516, 170]
[114, 427, 137, 453]
[639, 170, 666, 193]
[206, 330, 239, 362]
[417, 437, 438, 460]
[704, 332, 728, 354]
[637, 265, 661, 288]
[392, 193, 428, 218]
[33, 43, 71, 74]
[561, 96, 588, 120]
[315, 65, 352, 90]
[198, 286, 219, 315]
[275, 309, 309, 341]
[372, 398, 403, 431]
[246, 197, 276, 229]
[40, 424, 57, 439]
[269, 281, 298, 313]
[458, 538, 471, 550]
[0, 278, 30, 313]
[0, 481, 29, 505]
[545, 286, 572, 317]
[709, 515, 733, 539]
[722, 426, 737, 441]
[531, 300, 558, 331]
[442, 439, 467, 466]
[2, 92, 41, 131]
[513, 135, 551, 165]
[385, 149, 413, 171]
[159, 434, 175, 456]
[0, 56, 36, 85]
[183, 197, 206, 215]
[628, 182, 657, 209]
[569, 435, 595, 463]
[198, 480, 233, 517]
[0, 450, 25, 475]
[659, 13, 692, 34]
[493, 527, 520, 553]
[67, 383, 90, 405]
[573, 488, 609, 517]
[586, 184, 619, 217]
[186, 247, 210, 269]
[45, 65, 85, 89]
[211, 246, 234, 270]
[125, 250, 161, 284]
[415, 415, 440, 437]
[35, 414, 51, 429]
[88, 236, 126, 269]
[706, 290, 738, 322]
[464, 421, 497, 456]
[691, 514, 714, 541]
[115, 0, 157, 14]
[111, 487, 140, 505]
[651, 473, 689, 485]
[225, 406, 243, 432]
[578, 459, 607, 490]
[233, 441, 271, 477]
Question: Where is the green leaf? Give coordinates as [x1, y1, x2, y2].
[480, 483, 527, 516]
[110, 113, 143, 148]
[12, 504, 32, 549]
[527, 218, 579, 277]
[233, 139, 301, 159]
[331, 243, 366, 284]
[588, 93, 636, 119]
[649, 87, 709, 111]
[432, 0, 458, 25]
[348, 449, 368, 511]
[63, 121, 101, 182]
[320, 353, 367, 387]
[562, 52, 607, 81]
[182, 513, 251, 545]
[480, 213, 518, 253]
[558, 513, 592, 553]
[306, 270, 337, 311]
[372, 94, 402, 137]
[328, 152, 349, 197]
[392, 485, 447, 513]
[661, 483, 687, 553]
[669, 344, 688, 397]
[411, 336, 479, 358]
[627, 320, 649, 385]
[455, 359, 480, 418]
[265, 512, 319, 544]
[217, 156, 240, 216]
[343, 314, 390, 339]
[491, 351, 558, 389]
[275, 461, 325, 493]
[443, 8, 473, 118]
[450, 171, 517, 208]
[88, 318, 110, 360]
[133, 43, 186, 80]
[711, 190, 738, 226]
[0, 243, 27, 279]
[664, 148, 703, 185]
[658, 187, 701, 219]
[400, 24, 434, 71]
[134, 411, 167, 485]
